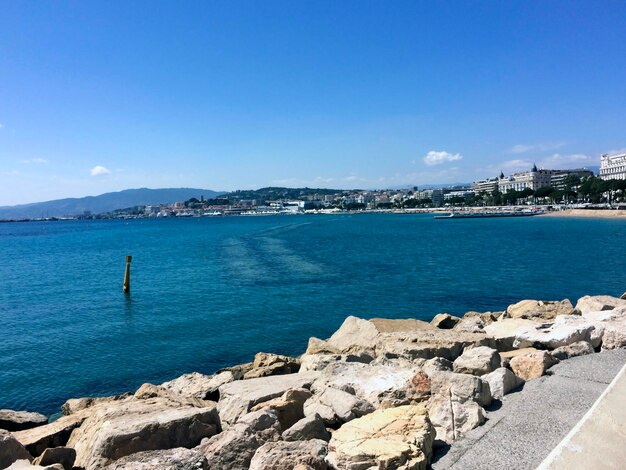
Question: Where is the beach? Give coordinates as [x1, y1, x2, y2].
[542, 209, 626, 219]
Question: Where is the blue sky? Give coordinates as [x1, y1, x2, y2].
[1, 1, 625, 205]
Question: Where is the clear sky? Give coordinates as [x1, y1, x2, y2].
[1, 1, 625, 205]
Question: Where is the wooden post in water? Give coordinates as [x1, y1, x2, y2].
[123, 255, 132, 293]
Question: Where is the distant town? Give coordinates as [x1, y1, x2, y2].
[3, 152, 626, 221]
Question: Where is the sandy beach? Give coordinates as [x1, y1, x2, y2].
[542, 209, 626, 219]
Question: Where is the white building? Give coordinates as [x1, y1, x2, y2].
[600, 153, 626, 181]
[498, 169, 557, 193]
[472, 178, 499, 194]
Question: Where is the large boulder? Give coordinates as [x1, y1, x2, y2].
[481, 367, 524, 399]
[103, 448, 207, 470]
[463, 311, 499, 326]
[282, 414, 331, 442]
[326, 404, 434, 470]
[323, 316, 381, 356]
[452, 317, 485, 333]
[0, 411, 47, 433]
[13, 414, 86, 457]
[197, 409, 281, 470]
[249, 439, 328, 470]
[217, 372, 318, 428]
[430, 314, 461, 329]
[67, 397, 220, 470]
[505, 299, 576, 320]
[299, 353, 371, 372]
[427, 371, 491, 444]
[483, 318, 542, 351]
[250, 388, 312, 430]
[244, 353, 301, 379]
[452, 346, 501, 376]
[32, 447, 75, 470]
[1, 429, 33, 469]
[575, 295, 626, 315]
[513, 322, 594, 349]
[510, 351, 557, 381]
[61, 394, 131, 416]
[303, 387, 374, 427]
[551, 341, 595, 361]
[601, 316, 626, 350]
[499, 347, 539, 367]
[161, 371, 234, 401]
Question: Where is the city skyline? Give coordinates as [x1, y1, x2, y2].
[2, 1, 626, 205]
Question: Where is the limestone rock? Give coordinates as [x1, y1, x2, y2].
[463, 311, 498, 326]
[510, 351, 557, 381]
[575, 295, 626, 315]
[551, 341, 594, 361]
[483, 318, 542, 351]
[250, 388, 312, 430]
[61, 394, 131, 416]
[67, 397, 220, 470]
[197, 409, 281, 470]
[553, 315, 605, 349]
[621, 292, 626, 300]
[601, 316, 626, 350]
[303, 387, 374, 427]
[32, 447, 75, 470]
[299, 353, 371, 372]
[505, 299, 576, 320]
[304, 337, 340, 356]
[452, 346, 501, 376]
[161, 371, 234, 401]
[282, 414, 331, 442]
[499, 347, 538, 367]
[217, 372, 318, 428]
[431, 313, 461, 329]
[13, 414, 85, 457]
[103, 448, 208, 470]
[513, 322, 594, 349]
[1, 429, 33, 469]
[249, 439, 328, 470]
[421, 357, 453, 376]
[481, 367, 524, 399]
[217, 362, 254, 380]
[453, 317, 485, 333]
[326, 404, 434, 470]
[368, 318, 433, 333]
[244, 353, 301, 379]
[0, 411, 47, 433]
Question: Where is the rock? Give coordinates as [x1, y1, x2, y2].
[282, 414, 331, 442]
[249, 439, 328, 470]
[1, 429, 33, 469]
[32, 447, 75, 470]
[197, 409, 281, 470]
[326, 404, 434, 470]
[217, 372, 318, 428]
[13, 414, 86, 457]
[553, 315, 605, 349]
[243, 353, 301, 379]
[453, 317, 485, 333]
[431, 313, 461, 329]
[499, 347, 538, 367]
[481, 367, 524, 399]
[217, 362, 254, 380]
[304, 337, 340, 356]
[299, 353, 371, 372]
[161, 371, 234, 401]
[61, 394, 131, 416]
[303, 387, 374, 427]
[67, 397, 220, 470]
[426, 371, 491, 443]
[324, 316, 381, 356]
[575, 295, 626, 315]
[421, 357, 453, 376]
[621, 292, 626, 300]
[463, 311, 498, 326]
[250, 388, 312, 430]
[408, 371, 432, 402]
[601, 316, 626, 350]
[505, 299, 576, 320]
[484, 319, 543, 351]
[551, 341, 595, 361]
[5, 461, 63, 470]
[368, 318, 433, 333]
[513, 322, 594, 349]
[510, 350, 557, 381]
[0, 411, 48, 433]
[452, 346, 501, 376]
[103, 448, 208, 470]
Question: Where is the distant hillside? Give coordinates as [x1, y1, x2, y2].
[0, 188, 224, 219]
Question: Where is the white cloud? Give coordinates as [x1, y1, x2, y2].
[90, 165, 111, 176]
[0, 123, 4, 129]
[422, 150, 463, 166]
[20, 158, 48, 164]
[508, 142, 566, 154]
[539, 153, 595, 168]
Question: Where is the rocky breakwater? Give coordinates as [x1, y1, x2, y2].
[2, 293, 626, 470]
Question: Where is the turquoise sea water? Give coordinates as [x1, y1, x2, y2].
[1, 213, 626, 415]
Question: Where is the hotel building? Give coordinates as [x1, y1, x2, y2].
[600, 153, 626, 181]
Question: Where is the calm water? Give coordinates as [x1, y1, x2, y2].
[1, 213, 625, 414]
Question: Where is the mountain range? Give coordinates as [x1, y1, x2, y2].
[0, 188, 224, 220]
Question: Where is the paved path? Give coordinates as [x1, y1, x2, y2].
[431, 349, 626, 470]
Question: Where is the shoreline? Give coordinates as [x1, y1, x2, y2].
[2, 293, 626, 469]
[540, 209, 626, 219]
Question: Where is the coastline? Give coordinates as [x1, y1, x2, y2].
[2, 293, 626, 469]
[541, 209, 626, 219]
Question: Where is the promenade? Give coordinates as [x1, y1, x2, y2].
[431, 350, 626, 470]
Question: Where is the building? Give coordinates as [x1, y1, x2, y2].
[600, 153, 626, 181]
[472, 178, 499, 194]
[431, 189, 444, 207]
[498, 168, 558, 193]
[550, 169, 594, 189]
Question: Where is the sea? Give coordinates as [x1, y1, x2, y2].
[1, 213, 625, 415]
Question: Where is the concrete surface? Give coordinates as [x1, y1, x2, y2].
[537, 361, 626, 470]
[430, 349, 626, 470]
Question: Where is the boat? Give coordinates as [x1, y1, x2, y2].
[434, 209, 544, 219]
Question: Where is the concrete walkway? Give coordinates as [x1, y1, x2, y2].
[431, 350, 626, 470]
